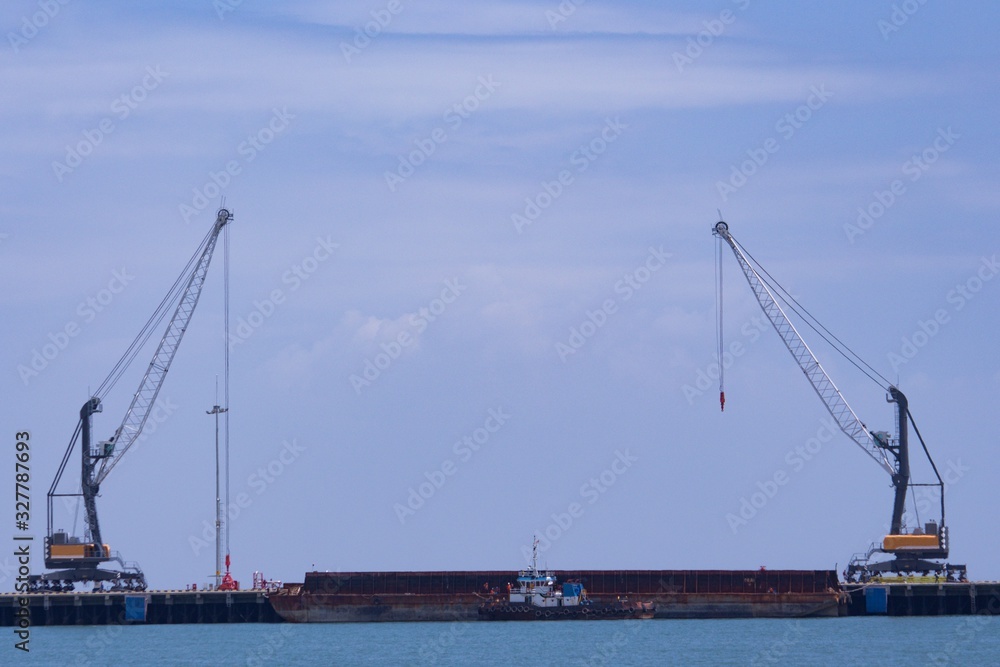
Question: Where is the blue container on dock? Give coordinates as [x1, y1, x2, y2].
[125, 595, 147, 622]
[865, 586, 888, 614]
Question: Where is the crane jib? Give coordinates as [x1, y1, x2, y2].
[712, 221, 895, 476]
[94, 209, 232, 485]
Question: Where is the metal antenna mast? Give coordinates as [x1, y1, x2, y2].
[207, 381, 228, 591]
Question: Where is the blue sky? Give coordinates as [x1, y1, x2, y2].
[2, 1, 998, 589]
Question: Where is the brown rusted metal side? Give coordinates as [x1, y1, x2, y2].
[268, 570, 843, 622]
[565, 569, 838, 596]
[302, 570, 515, 596]
[300, 569, 837, 596]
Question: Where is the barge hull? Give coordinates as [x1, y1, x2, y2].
[269, 569, 842, 622]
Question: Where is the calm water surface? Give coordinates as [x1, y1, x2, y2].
[14, 616, 998, 666]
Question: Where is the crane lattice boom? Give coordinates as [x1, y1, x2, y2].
[713, 221, 894, 475]
[94, 208, 232, 484]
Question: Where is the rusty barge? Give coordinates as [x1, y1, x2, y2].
[268, 569, 842, 622]
[6, 572, 1000, 625]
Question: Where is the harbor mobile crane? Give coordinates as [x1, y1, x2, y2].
[35, 208, 232, 591]
[713, 220, 965, 582]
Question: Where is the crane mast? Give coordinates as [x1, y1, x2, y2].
[39, 208, 232, 591]
[713, 220, 962, 581]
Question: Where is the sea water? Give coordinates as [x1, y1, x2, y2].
[12, 616, 998, 666]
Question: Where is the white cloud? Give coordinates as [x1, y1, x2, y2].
[0, 18, 950, 150]
[266, 1, 712, 37]
[344, 309, 423, 352]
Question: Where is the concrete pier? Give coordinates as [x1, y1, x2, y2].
[842, 581, 1000, 616]
[0, 589, 282, 626]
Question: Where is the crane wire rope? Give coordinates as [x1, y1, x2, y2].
[70, 484, 81, 539]
[66, 224, 212, 543]
[93, 224, 216, 400]
[223, 219, 231, 564]
[715, 232, 725, 411]
[733, 237, 893, 391]
[909, 486, 921, 529]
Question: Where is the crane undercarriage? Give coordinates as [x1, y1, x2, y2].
[845, 553, 967, 583]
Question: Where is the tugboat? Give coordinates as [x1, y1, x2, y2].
[478, 540, 655, 621]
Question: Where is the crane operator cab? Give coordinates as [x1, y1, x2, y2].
[46, 530, 111, 567]
[883, 522, 944, 553]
